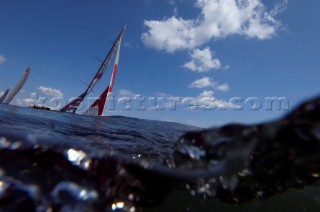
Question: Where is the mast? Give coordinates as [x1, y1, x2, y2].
[60, 25, 126, 113]
[0, 89, 10, 103]
[84, 31, 123, 116]
[2, 66, 31, 104]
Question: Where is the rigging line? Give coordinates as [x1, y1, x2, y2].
[77, 79, 96, 94]
[61, 30, 121, 100]
[92, 27, 120, 61]
[94, 56, 103, 64]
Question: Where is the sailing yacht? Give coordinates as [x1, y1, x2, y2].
[60, 24, 126, 115]
[83, 28, 123, 116]
[1, 66, 31, 104]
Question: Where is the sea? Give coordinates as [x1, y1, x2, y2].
[0, 95, 319, 212]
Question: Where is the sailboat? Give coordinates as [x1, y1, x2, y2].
[83, 29, 122, 116]
[2, 66, 32, 104]
[60, 24, 126, 114]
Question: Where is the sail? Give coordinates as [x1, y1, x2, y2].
[108, 34, 122, 94]
[0, 89, 10, 103]
[83, 86, 110, 116]
[84, 34, 123, 116]
[60, 25, 126, 113]
[2, 66, 31, 104]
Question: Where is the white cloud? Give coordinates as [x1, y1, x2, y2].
[167, 0, 175, 6]
[0, 55, 6, 64]
[196, 90, 234, 109]
[189, 76, 216, 88]
[154, 91, 173, 97]
[173, 7, 178, 16]
[118, 89, 134, 97]
[223, 65, 230, 70]
[142, 0, 287, 52]
[37, 86, 63, 98]
[198, 90, 215, 98]
[142, 17, 197, 53]
[216, 83, 229, 92]
[189, 77, 230, 92]
[184, 47, 221, 72]
[167, 0, 178, 15]
[124, 41, 140, 50]
[13, 98, 38, 107]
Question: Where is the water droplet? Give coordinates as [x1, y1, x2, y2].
[0, 137, 10, 149]
[10, 141, 22, 150]
[177, 143, 205, 160]
[128, 193, 134, 201]
[0, 180, 10, 198]
[112, 201, 124, 210]
[238, 169, 251, 177]
[256, 191, 264, 198]
[219, 175, 239, 191]
[311, 124, 320, 140]
[51, 181, 98, 203]
[66, 149, 91, 170]
[111, 201, 136, 211]
[0, 167, 5, 176]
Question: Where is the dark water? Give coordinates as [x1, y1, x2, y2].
[0, 96, 319, 211]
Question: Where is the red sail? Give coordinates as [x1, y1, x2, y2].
[83, 86, 109, 116]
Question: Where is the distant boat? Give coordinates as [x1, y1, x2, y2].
[2, 66, 31, 104]
[60, 24, 126, 114]
[30, 105, 51, 110]
[84, 27, 123, 116]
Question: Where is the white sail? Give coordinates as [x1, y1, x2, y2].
[60, 25, 126, 113]
[0, 89, 10, 103]
[3, 66, 32, 104]
[84, 31, 123, 116]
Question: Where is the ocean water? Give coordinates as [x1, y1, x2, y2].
[0, 95, 319, 211]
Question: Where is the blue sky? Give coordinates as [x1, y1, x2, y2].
[0, 0, 319, 127]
